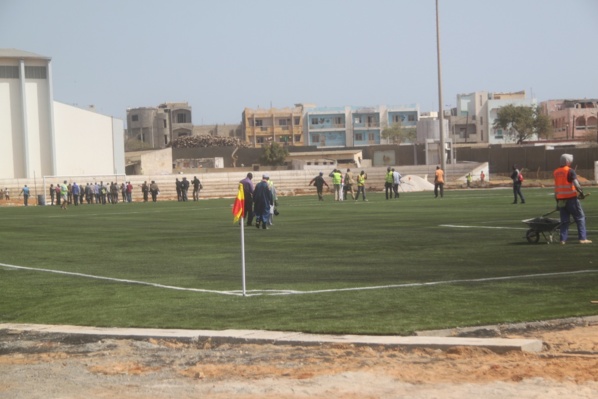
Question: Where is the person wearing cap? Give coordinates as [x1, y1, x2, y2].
[554, 153, 591, 244]
[253, 174, 273, 230]
[309, 172, 329, 201]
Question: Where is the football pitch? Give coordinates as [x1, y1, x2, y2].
[1, 187, 596, 335]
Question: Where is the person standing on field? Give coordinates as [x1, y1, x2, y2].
[330, 169, 343, 201]
[19, 185, 30, 206]
[392, 168, 402, 198]
[434, 166, 444, 198]
[192, 176, 202, 201]
[554, 153, 591, 244]
[384, 167, 393, 200]
[355, 170, 367, 201]
[511, 165, 525, 204]
[309, 172, 329, 201]
[253, 174, 273, 230]
[240, 172, 255, 226]
[49, 184, 55, 205]
[150, 181, 159, 202]
[343, 169, 355, 200]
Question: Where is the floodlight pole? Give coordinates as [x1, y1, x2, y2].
[436, 0, 446, 172]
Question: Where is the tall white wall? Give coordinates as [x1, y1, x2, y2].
[0, 78, 22, 178]
[53, 102, 124, 176]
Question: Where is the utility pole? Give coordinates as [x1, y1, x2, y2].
[436, 0, 446, 171]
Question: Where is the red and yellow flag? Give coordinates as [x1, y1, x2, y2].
[232, 183, 245, 223]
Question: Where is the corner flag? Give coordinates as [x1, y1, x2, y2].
[232, 183, 245, 223]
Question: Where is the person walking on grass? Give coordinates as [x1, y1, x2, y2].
[253, 174, 273, 230]
[309, 172, 329, 201]
[554, 153, 591, 245]
[434, 166, 444, 198]
[511, 165, 525, 204]
[60, 181, 69, 210]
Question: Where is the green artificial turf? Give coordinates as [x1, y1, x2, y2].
[0, 187, 596, 335]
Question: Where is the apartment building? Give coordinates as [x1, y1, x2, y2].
[306, 105, 419, 148]
[242, 106, 304, 147]
[540, 99, 598, 141]
[449, 90, 536, 144]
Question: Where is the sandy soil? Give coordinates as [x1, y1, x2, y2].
[1, 322, 598, 399]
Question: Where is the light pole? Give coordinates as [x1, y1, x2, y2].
[436, 0, 446, 171]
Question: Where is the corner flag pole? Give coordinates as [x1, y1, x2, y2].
[232, 182, 247, 296]
[240, 217, 246, 296]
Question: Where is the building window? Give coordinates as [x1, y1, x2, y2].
[0, 66, 19, 78]
[294, 117, 300, 125]
[255, 119, 263, 127]
[311, 118, 319, 125]
[163, 120, 167, 128]
[334, 117, 342, 125]
[368, 133, 375, 141]
[312, 134, 320, 143]
[408, 114, 416, 122]
[278, 119, 288, 126]
[176, 113, 187, 123]
[25, 66, 47, 79]
[294, 135, 302, 142]
[256, 137, 264, 143]
[131, 115, 139, 122]
[355, 133, 363, 141]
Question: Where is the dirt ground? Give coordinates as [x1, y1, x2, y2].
[1, 321, 598, 399]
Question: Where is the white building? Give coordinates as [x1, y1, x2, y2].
[0, 48, 124, 179]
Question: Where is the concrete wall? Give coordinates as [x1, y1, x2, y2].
[0, 163, 488, 207]
[53, 102, 124, 176]
[456, 145, 598, 179]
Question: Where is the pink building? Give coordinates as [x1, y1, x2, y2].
[540, 99, 598, 141]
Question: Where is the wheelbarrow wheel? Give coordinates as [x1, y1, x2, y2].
[526, 229, 540, 243]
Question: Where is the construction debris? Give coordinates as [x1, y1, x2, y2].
[169, 135, 249, 148]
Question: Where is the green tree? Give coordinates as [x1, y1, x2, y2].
[381, 122, 417, 144]
[259, 142, 289, 166]
[492, 105, 551, 144]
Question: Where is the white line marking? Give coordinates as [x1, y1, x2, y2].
[0, 262, 243, 296]
[2, 262, 597, 297]
[440, 224, 526, 230]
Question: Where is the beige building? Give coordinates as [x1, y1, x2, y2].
[242, 105, 305, 147]
[126, 102, 192, 149]
[540, 99, 598, 141]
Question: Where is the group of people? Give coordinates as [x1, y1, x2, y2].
[310, 168, 368, 202]
[174, 176, 203, 202]
[48, 181, 136, 208]
[239, 172, 278, 230]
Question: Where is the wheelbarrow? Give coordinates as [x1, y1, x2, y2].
[522, 213, 561, 244]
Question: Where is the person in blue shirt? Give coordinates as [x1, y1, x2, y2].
[19, 185, 30, 206]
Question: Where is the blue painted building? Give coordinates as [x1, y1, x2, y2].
[305, 104, 419, 148]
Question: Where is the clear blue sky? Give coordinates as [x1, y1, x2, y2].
[2, 0, 597, 125]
